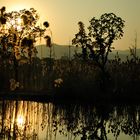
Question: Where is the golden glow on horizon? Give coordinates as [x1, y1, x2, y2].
[1, 0, 139, 50]
[8, 3, 29, 12]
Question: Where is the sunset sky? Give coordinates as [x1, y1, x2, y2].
[1, 0, 140, 50]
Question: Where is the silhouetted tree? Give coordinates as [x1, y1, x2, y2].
[0, 6, 49, 82]
[72, 13, 125, 70]
[72, 13, 125, 92]
[88, 13, 125, 70]
[72, 21, 91, 60]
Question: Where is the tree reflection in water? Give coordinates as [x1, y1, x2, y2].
[0, 100, 139, 140]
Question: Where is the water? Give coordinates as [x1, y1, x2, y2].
[0, 99, 139, 140]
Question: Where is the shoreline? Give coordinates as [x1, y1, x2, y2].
[0, 91, 140, 104]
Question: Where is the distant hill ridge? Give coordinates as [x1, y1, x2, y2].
[36, 44, 140, 60]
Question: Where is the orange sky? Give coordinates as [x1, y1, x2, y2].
[1, 0, 140, 50]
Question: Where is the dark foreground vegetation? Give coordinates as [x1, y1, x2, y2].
[0, 55, 140, 102]
[0, 6, 139, 102]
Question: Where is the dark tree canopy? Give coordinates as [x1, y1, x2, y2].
[72, 13, 125, 68]
[89, 13, 124, 42]
[88, 13, 125, 66]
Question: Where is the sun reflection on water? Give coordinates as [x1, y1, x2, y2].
[0, 100, 139, 140]
[17, 115, 24, 128]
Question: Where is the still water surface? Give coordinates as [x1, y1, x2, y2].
[0, 99, 139, 140]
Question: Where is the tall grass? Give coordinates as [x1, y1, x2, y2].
[0, 53, 140, 99]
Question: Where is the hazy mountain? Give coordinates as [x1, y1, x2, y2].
[109, 50, 130, 61]
[36, 44, 140, 61]
[36, 44, 77, 59]
[109, 49, 140, 61]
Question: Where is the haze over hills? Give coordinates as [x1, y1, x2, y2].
[36, 44, 76, 59]
[36, 44, 140, 61]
